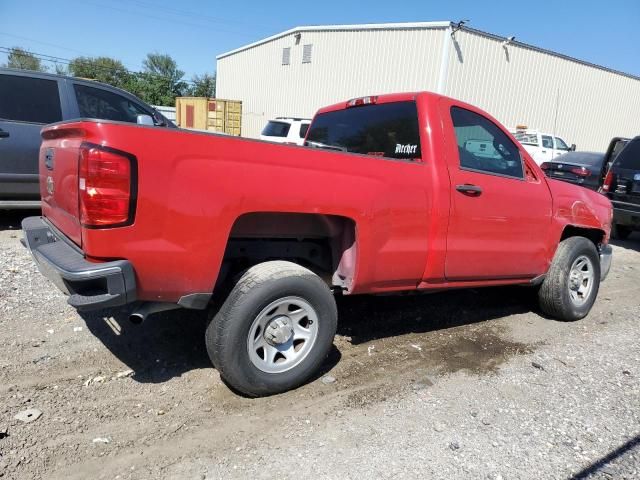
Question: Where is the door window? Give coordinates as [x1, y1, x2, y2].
[450, 107, 523, 179]
[554, 137, 570, 150]
[299, 122, 310, 138]
[0, 74, 62, 124]
[74, 84, 149, 123]
[541, 135, 554, 149]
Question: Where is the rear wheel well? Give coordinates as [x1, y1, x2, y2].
[219, 213, 357, 292]
[560, 226, 605, 248]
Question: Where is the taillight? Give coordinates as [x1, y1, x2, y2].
[540, 162, 551, 170]
[569, 166, 591, 177]
[79, 144, 136, 227]
[346, 96, 378, 108]
[600, 170, 613, 193]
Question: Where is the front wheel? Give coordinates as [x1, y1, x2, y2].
[206, 261, 337, 397]
[538, 237, 601, 321]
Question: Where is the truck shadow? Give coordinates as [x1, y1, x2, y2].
[0, 210, 40, 231]
[610, 233, 640, 253]
[79, 285, 535, 385]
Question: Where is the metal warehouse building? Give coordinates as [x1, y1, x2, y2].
[216, 21, 640, 151]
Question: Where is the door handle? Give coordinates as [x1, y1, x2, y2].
[456, 184, 483, 196]
[0, 129, 9, 139]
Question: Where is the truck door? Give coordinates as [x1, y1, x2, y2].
[440, 102, 553, 280]
[540, 135, 555, 163]
[0, 73, 64, 201]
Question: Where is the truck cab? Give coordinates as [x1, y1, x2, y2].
[510, 126, 574, 165]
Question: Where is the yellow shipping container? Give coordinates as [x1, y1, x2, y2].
[175, 97, 242, 136]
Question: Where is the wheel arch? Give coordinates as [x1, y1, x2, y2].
[220, 212, 358, 292]
[559, 225, 606, 248]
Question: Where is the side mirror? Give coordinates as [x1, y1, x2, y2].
[136, 114, 155, 126]
[570, 144, 576, 151]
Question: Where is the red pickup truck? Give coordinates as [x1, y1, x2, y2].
[23, 92, 612, 396]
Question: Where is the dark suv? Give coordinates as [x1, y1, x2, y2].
[600, 136, 640, 239]
[0, 68, 174, 209]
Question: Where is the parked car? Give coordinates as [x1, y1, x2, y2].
[509, 127, 575, 165]
[0, 68, 175, 209]
[23, 92, 612, 397]
[540, 151, 604, 190]
[599, 136, 640, 239]
[260, 117, 311, 145]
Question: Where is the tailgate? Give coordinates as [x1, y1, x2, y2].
[39, 125, 85, 246]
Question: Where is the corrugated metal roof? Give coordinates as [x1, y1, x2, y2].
[216, 21, 450, 59]
[216, 21, 640, 82]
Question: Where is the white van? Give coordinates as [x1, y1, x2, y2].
[509, 127, 575, 165]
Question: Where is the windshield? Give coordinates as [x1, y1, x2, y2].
[306, 101, 421, 160]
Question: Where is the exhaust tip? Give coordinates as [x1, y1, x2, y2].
[129, 313, 145, 324]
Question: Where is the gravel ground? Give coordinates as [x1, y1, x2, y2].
[0, 211, 639, 480]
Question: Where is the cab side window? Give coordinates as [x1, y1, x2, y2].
[541, 135, 554, 149]
[450, 107, 524, 179]
[74, 84, 149, 123]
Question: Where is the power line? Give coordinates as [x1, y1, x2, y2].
[76, 0, 258, 38]
[111, 0, 270, 30]
[0, 46, 211, 86]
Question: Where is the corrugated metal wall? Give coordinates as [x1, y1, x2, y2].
[444, 30, 640, 151]
[217, 27, 445, 138]
[217, 25, 640, 150]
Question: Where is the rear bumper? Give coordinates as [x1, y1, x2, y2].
[21, 216, 136, 311]
[599, 244, 613, 281]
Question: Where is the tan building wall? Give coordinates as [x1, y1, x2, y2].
[217, 23, 640, 150]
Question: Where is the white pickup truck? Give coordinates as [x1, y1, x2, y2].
[509, 127, 575, 165]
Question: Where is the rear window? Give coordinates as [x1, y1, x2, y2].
[554, 152, 604, 167]
[0, 74, 62, 124]
[615, 139, 640, 170]
[262, 121, 291, 137]
[513, 132, 538, 146]
[305, 101, 421, 160]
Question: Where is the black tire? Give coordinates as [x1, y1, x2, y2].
[206, 261, 337, 397]
[538, 237, 601, 321]
[611, 223, 632, 240]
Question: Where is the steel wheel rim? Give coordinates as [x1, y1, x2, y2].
[247, 296, 319, 374]
[568, 255, 594, 306]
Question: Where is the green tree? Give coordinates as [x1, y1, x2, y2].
[5, 47, 46, 72]
[189, 73, 216, 97]
[141, 52, 187, 103]
[68, 56, 129, 88]
[126, 72, 176, 106]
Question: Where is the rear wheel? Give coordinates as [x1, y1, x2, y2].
[206, 261, 337, 397]
[538, 237, 601, 321]
[611, 223, 632, 240]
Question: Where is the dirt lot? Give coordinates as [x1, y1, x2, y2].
[1, 211, 639, 480]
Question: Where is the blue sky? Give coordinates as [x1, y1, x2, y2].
[1, 0, 639, 79]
